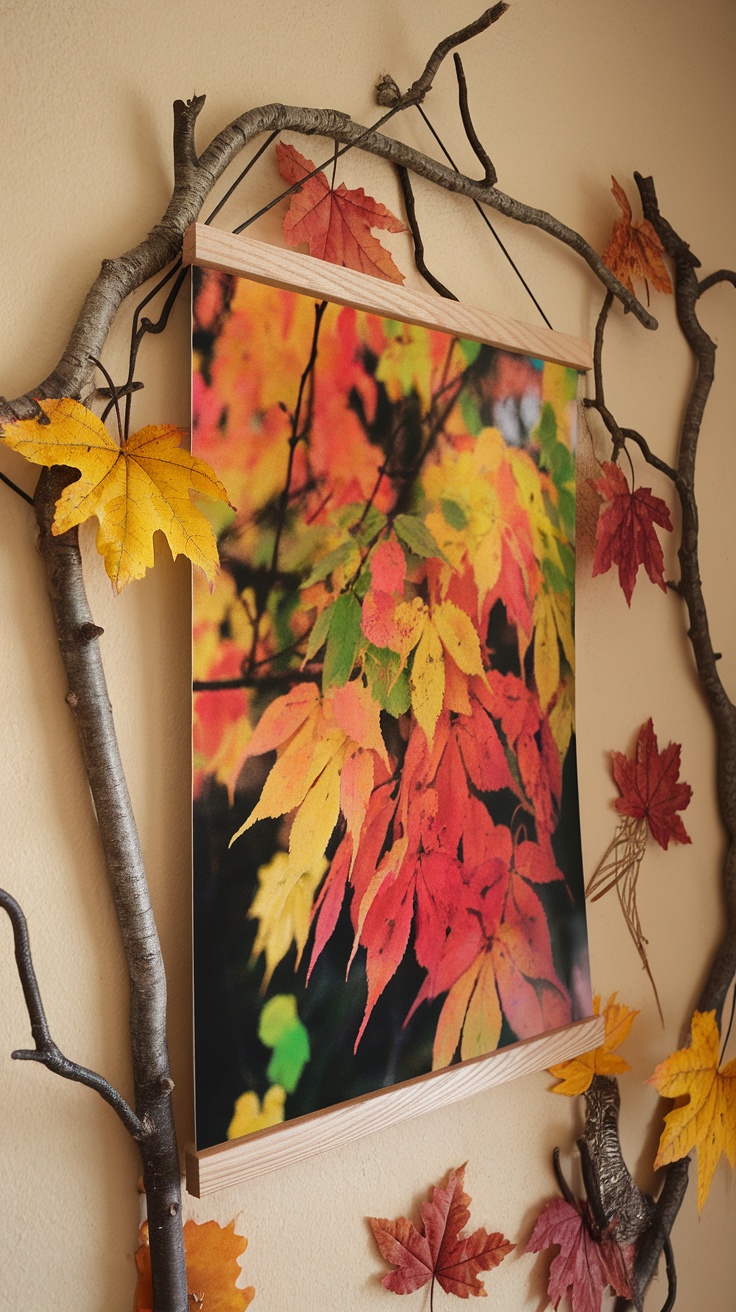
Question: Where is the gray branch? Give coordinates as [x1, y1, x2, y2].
[0, 95, 653, 424]
[0, 887, 145, 1138]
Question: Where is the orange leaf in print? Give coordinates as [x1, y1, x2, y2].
[649, 1010, 736, 1213]
[549, 993, 638, 1095]
[276, 142, 405, 283]
[133, 1218, 254, 1311]
[368, 1162, 513, 1299]
[602, 176, 672, 301]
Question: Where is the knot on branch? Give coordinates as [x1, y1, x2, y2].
[76, 622, 104, 643]
[375, 74, 401, 108]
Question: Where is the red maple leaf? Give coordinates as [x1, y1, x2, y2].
[525, 1196, 634, 1312]
[590, 461, 673, 605]
[611, 717, 692, 849]
[369, 1163, 513, 1300]
[602, 176, 672, 302]
[276, 142, 405, 283]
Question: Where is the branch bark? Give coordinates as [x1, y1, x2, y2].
[33, 467, 187, 1311]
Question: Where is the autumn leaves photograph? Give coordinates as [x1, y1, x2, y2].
[191, 265, 592, 1150]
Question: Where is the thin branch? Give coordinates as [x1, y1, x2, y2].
[393, 3, 509, 107]
[0, 73, 656, 422]
[698, 268, 736, 296]
[0, 888, 145, 1138]
[453, 54, 496, 185]
[584, 288, 678, 483]
[396, 166, 458, 298]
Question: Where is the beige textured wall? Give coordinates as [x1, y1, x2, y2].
[1, 0, 734, 1307]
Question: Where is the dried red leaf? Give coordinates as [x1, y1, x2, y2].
[369, 1163, 513, 1299]
[526, 1196, 634, 1312]
[590, 460, 673, 605]
[602, 176, 672, 300]
[612, 717, 692, 849]
[276, 142, 405, 283]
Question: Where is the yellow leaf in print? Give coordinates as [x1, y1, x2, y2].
[533, 589, 561, 713]
[460, 953, 503, 1062]
[249, 850, 328, 988]
[227, 1085, 285, 1140]
[549, 675, 575, 760]
[410, 616, 445, 748]
[1, 397, 232, 592]
[288, 752, 344, 875]
[433, 600, 486, 678]
[533, 586, 574, 712]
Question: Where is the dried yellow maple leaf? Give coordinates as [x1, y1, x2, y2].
[134, 1217, 254, 1311]
[548, 993, 638, 1095]
[1, 397, 232, 592]
[649, 1009, 736, 1212]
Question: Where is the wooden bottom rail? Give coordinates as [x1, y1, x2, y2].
[185, 1013, 604, 1196]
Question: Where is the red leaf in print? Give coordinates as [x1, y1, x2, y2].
[590, 461, 673, 605]
[369, 1163, 513, 1299]
[611, 718, 692, 849]
[526, 1196, 634, 1312]
[276, 143, 405, 283]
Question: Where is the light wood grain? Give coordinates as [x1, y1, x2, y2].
[185, 1014, 604, 1196]
[184, 224, 592, 372]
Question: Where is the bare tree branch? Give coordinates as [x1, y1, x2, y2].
[453, 53, 497, 185]
[0, 887, 146, 1138]
[0, 85, 654, 423]
[698, 269, 736, 296]
[397, 166, 458, 298]
[33, 468, 187, 1311]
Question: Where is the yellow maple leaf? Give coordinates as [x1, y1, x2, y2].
[227, 1085, 286, 1141]
[548, 993, 638, 1095]
[249, 850, 328, 989]
[134, 1217, 254, 1311]
[649, 1010, 736, 1212]
[1, 397, 232, 592]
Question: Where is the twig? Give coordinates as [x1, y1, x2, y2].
[377, 5, 509, 109]
[698, 269, 736, 296]
[453, 54, 497, 185]
[0, 888, 145, 1138]
[396, 166, 458, 298]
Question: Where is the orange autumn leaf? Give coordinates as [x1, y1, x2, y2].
[602, 176, 672, 301]
[649, 1010, 736, 1213]
[276, 142, 405, 283]
[133, 1218, 254, 1311]
[0, 397, 232, 592]
[549, 993, 638, 1095]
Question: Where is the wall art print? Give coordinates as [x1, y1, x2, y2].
[191, 257, 592, 1153]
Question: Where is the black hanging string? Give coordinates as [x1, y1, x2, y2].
[205, 130, 281, 226]
[0, 470, 34, 507]
[415, 104, 553, 330]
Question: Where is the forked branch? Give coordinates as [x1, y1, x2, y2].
[0, 888, 145, 1138]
